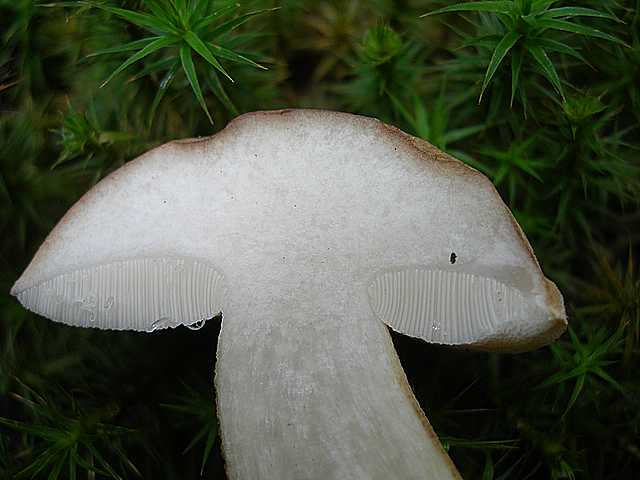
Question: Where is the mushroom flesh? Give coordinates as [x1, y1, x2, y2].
[11, 109, 567, 479]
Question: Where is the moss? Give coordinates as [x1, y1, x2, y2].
[1, 1, 638, 478]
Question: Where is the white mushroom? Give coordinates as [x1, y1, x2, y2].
[11, 109, 566, 479]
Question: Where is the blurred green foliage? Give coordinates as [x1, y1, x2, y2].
[1, 0, 638, 478]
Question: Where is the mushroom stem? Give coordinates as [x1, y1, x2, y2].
[215, 282, 461, 479]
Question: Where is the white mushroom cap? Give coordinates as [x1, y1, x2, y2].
[11, 109, 566, 479]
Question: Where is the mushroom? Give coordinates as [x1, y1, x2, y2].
[11, 109, 566, 479]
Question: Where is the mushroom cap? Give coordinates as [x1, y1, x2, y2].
[11, 109, 565, 349]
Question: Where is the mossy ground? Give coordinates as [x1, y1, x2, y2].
[1, 1, 639, 478]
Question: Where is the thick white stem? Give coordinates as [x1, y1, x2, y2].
[215, 283, 460, 480]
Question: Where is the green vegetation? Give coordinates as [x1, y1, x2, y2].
[1, 1, 638, 478]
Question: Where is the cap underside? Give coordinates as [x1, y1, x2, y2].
[368, 267, 556, 348]
[13, 256, 224, 332]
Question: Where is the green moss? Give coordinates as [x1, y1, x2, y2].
[1, 1, 638, 478]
